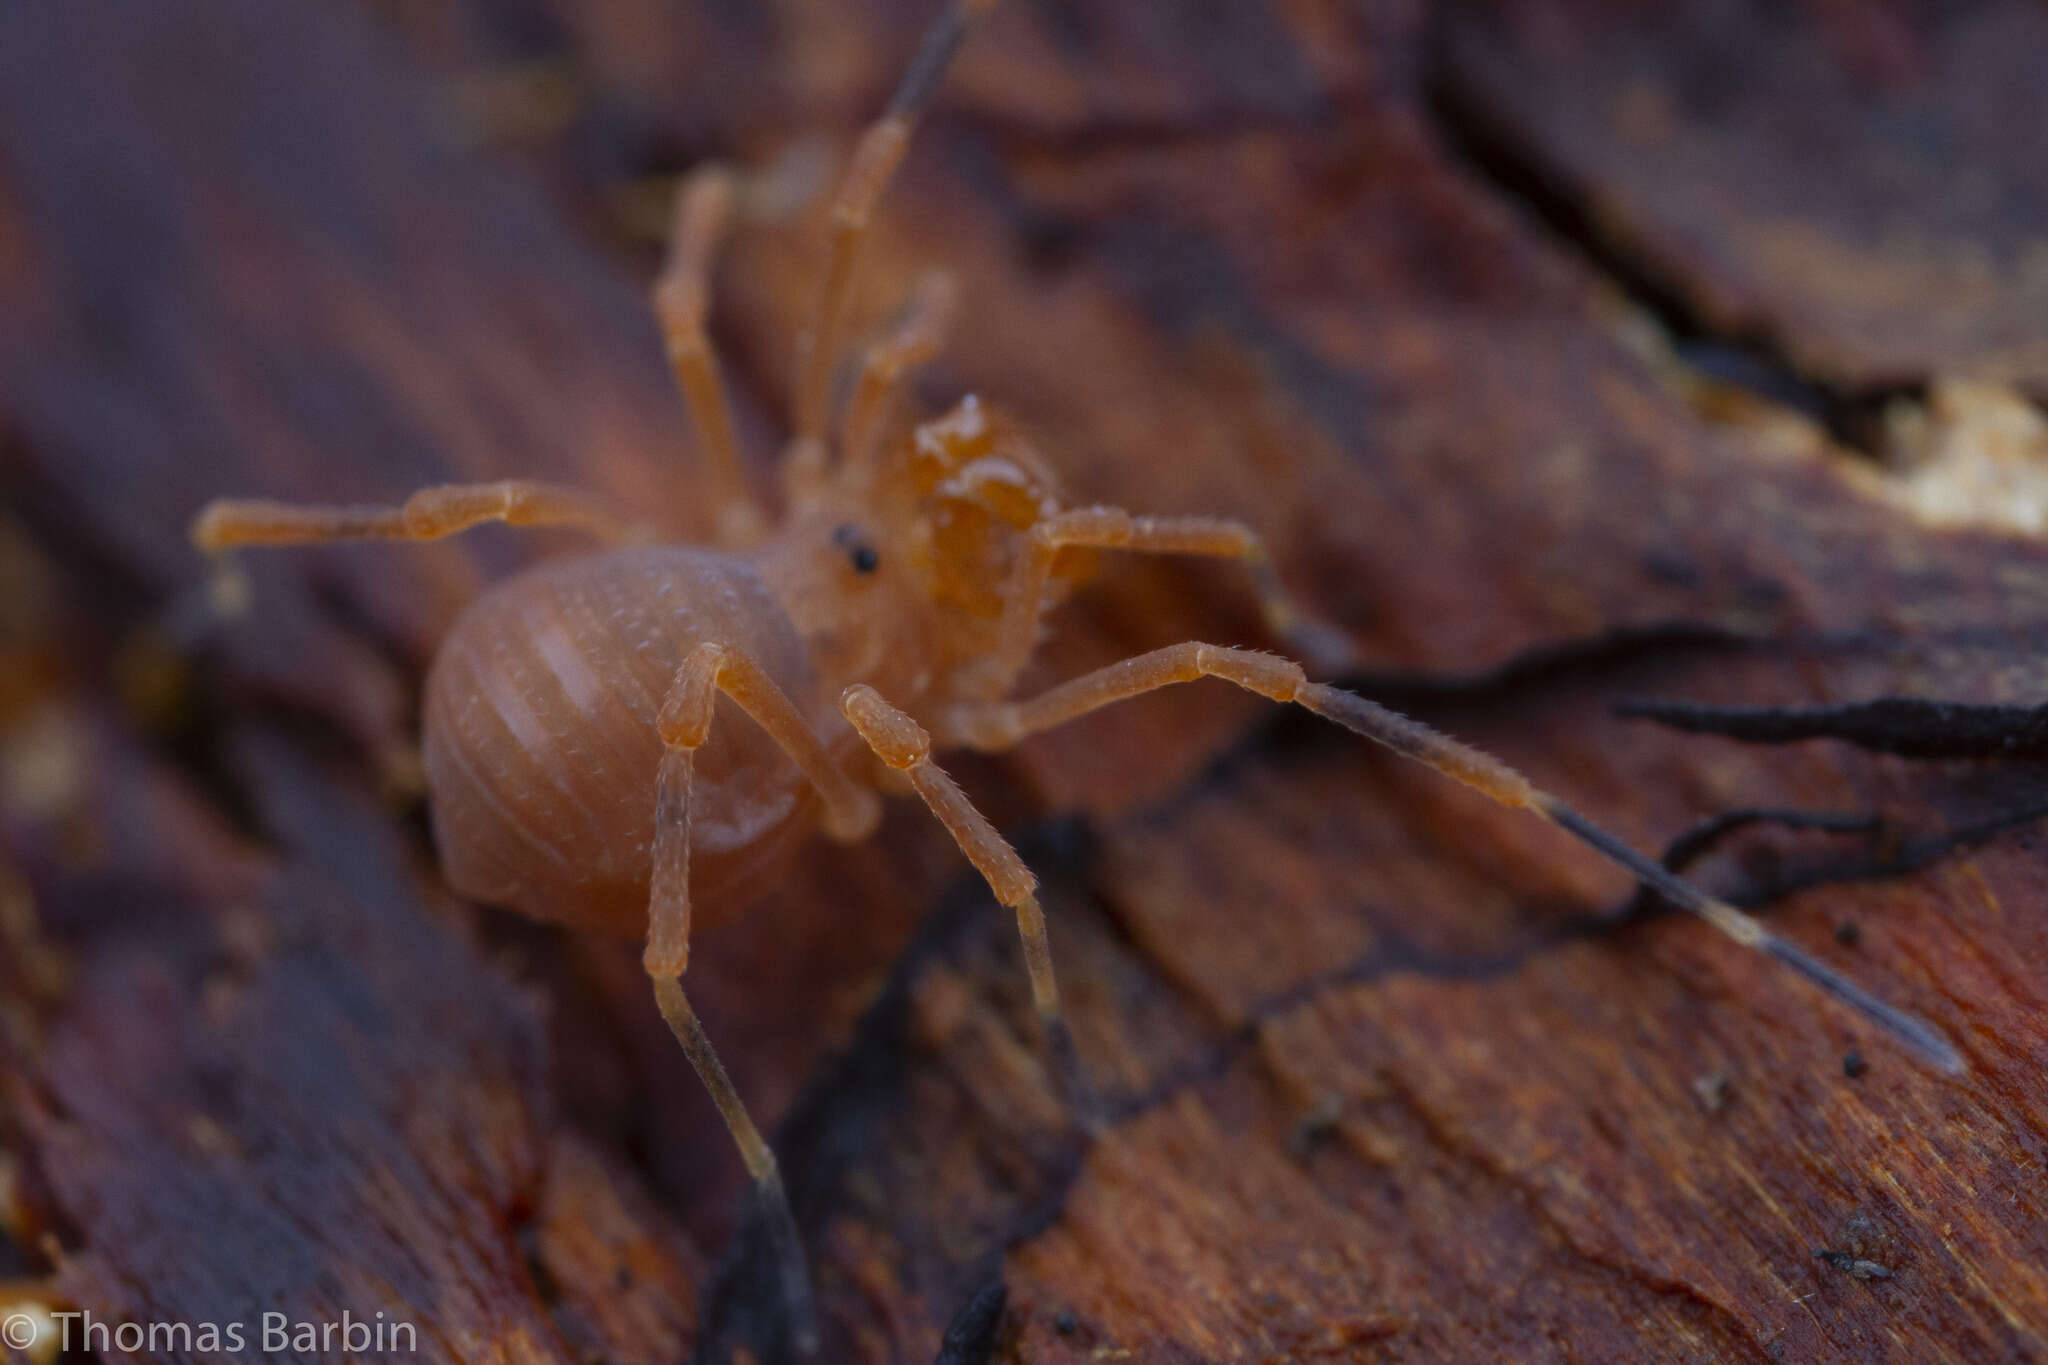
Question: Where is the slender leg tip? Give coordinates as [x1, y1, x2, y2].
[1043, 1014, 1106, 1137]
[1072, 1092, 1109, 1140]
[750, 1173, 819, 1354]
[1920, 1032, 1967, 1077]
[1876, 1022, 1963, 1077]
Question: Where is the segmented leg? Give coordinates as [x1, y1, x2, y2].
[839, 270, 957, 477]
[642, 641, 882, 1353]
[969, 504, 1351, 698]
[648, 978, 813, 1353]
[840, 684, 1099, 1127]
[190, 479, 633, 551]
[792, 0, 997, 448]
[646, 641, 878, 975]
[652, 166, 764, 545]
[940, 642, 1963, 1073]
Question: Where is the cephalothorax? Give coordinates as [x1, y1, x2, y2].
[191, 0, 1959, 1349]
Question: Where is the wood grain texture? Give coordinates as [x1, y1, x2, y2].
[1, 1, 2045, 1363]
[1440, 0, 2048, 393]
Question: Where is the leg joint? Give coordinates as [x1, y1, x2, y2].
[659, 643, 728, 748]
[841, 684, 931, 768]
[1035, 506, 1134, 550]
[400, 483, 505, 535]
[1195, 644, 1305, 702]
[653, 276, 710, 338]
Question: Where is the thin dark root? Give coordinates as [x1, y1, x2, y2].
[1660, 808, 1883, 877]
[1620, 807, 1883, 920]
[1619, 693, 2048, 760]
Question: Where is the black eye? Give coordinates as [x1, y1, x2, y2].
[833, 523, 880, 575]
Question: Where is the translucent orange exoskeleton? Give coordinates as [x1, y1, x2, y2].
[189, 0, 1960, 1349]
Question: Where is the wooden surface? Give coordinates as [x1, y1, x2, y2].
[3, 1, 2047, 1362]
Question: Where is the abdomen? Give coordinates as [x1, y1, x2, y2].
[422, 546, 822, 939]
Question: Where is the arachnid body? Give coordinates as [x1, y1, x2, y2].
[189, 0, 1963, 1348]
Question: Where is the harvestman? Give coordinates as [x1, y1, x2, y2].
[191, 0, 1961, 1346]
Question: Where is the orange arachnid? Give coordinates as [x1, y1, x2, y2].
[189, 0, 1961, 1347]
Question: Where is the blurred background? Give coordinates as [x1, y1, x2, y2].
[2, 2, 2046, 1361]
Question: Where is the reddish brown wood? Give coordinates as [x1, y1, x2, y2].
[1441, 0, 2048, 393]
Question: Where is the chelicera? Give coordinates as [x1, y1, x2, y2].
[189, 0, 1959, 1347]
